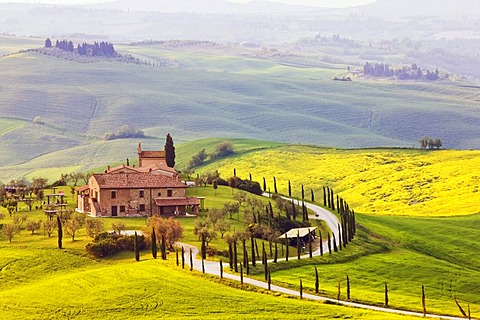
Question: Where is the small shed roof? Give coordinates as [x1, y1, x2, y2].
[279, 227, 317, 239]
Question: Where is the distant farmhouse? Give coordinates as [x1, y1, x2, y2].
[76, 143, 199, 217]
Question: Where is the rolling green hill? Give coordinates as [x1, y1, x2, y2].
[1, 41, 480, 182]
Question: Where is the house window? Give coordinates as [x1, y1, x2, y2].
[120, 205, 126, 213]
[111, 191, 117, 199]
[139, 204, 146, 212]
[139, 190, 144, 198]
[167, 189, 173, 197]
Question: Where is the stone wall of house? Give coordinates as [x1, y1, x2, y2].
[95, 187, 186, 217]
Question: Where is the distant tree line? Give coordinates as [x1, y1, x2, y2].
[314, 33, 360, 48]
[187, 141, 235, 169]
[419, 137, 443, 149]
[45, 38, 117, 58]
[363, 62, 440, 81]
[103, 125, 145, 141]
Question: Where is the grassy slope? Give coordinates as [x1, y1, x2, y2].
[1, 41, 480, 180]
[0, 187, 413, 319]
[197, 144, 480, 216]
[268, 213, 480, 318]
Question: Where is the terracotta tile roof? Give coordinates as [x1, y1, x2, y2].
[107, 165, 141, 174]
[92, 173, 186, 189]
[140, 151, 165, 158]
[154, 197, 199, 206]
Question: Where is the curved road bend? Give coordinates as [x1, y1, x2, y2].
[174, 195, 467, 320]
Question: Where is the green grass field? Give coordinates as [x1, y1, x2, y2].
[0, 186, 420, 319]
[258, 213, 480, 318]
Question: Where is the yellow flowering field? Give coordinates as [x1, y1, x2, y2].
[200, 146, 480, 216]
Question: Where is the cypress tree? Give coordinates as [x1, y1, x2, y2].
[422, 284, 426, 316]
[385, 283, 389, 307]
[327, 187, 331, 208]
[240, 263, 243, 284]
[292, 200, 297, 220]
[263, 249, 268, 281]
[332, 233, 338, 252]
[300, 279, 303, 299]
[301, 185, 304, 200]
[288, 180, 291, 197]
[263, 177, 266, 192]
[56, 216, 63, 249]
[249, 173, 252, 181]
[228, 241, 233, 269]
[323, 186, 327, 206]
[311, 189, 314, 202]
[255, 239, 260, 260]
[134, 231, 140, 262]
[337, 224, 343, 250]
[190, 248, 193, 271]
[234, 168, 236, 177]
[273, 177, 278, 194]
[262, 242, 266, 265]
[327, 233, 332, 254]
[315, 266, 319, 293]
[297, 231, 301, 260]
[242, 239, 247, 268]
[202, 257, 205, 273]
[336, 195, 340, 213]
[161, 234, 167, 260]
[347, 275, 351, 301]
[269, 240, 273, 258]
[251, 236, 256, 267]
[164, 133, 175, 168]
[220, 259, 223, 278]
[274, 242, 278, 263]
[319, 230, 323, 256]
[233, 240, 238, 272]
[331, 189, 335, 211]
[176, 248, 179, 266]
[245, 251, 250, 275]
[181, 246, 185, 269]
[308, 229, 313, 258]
[285, 233, 289, 261]
[151, 229, 157, 259]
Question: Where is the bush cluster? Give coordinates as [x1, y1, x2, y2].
[86, 232, 146, 258]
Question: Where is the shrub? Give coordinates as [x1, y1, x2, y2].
[236, 179, 263, 195]
[86, 233, 146, 258]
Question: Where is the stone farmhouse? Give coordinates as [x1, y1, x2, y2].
[76, 143, 199, 217]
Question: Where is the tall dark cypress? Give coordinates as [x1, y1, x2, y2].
[300, 279, 303, 299]
[422, 285, 427, 316]
[331, 189, 335, 211]
[385, 283, 389, 307]
[263, 249, 268, 281]
[337, 224, 343, 250]
[181, 246, 185, 269]
[134, 231, 140, 261]
[263, 177, 266, 192]
[201, 232, 206, 259]
[297, 231, 301, 260]
[233, 240, 238, 272]
[57, 216, 63, 249]
[161, 234, 167, 260]
[315, 266, 319, 293]
[220, 259, 223, 278]
[301, 185, 305, 200]
[189, 248, 193, 271]
[273, 177, 278, 194]
[327, 187, 331, 208]
[249, 173, 252, 181]
[319, 230, 323, 256]
[285, 233, 289, 261]
[151, 229, 157, 259]
[308, 229, 313, 258]
[336, 195, 340, 213]
[332, 233, 338, 252]
[327, 233, 332, 254]
[242, 239, 247, 268]
[274, 242, 278, 263]
[288, 180, 292, 197]
[176, 249, 179, 266]
[234, 168, 236, 177]
[255, 239, 260, 260]
[251, 236, 256, 267]
[311, 189, 314, 202]
[323, 186, 327, 206]
[347, 275, 351, 301]
[228, 241, 233, 269]
[164, 133, 175, 168]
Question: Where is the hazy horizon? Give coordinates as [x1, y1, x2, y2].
[0, 0, 376, 8]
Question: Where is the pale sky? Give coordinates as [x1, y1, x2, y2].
[0, 0, 376, 8]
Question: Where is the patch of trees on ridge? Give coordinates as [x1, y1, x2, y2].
[103, 125, 145, 141]
[45, 38, 117, 58]
[363, 62, 441, 81]
[419, 137, 442, 149]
